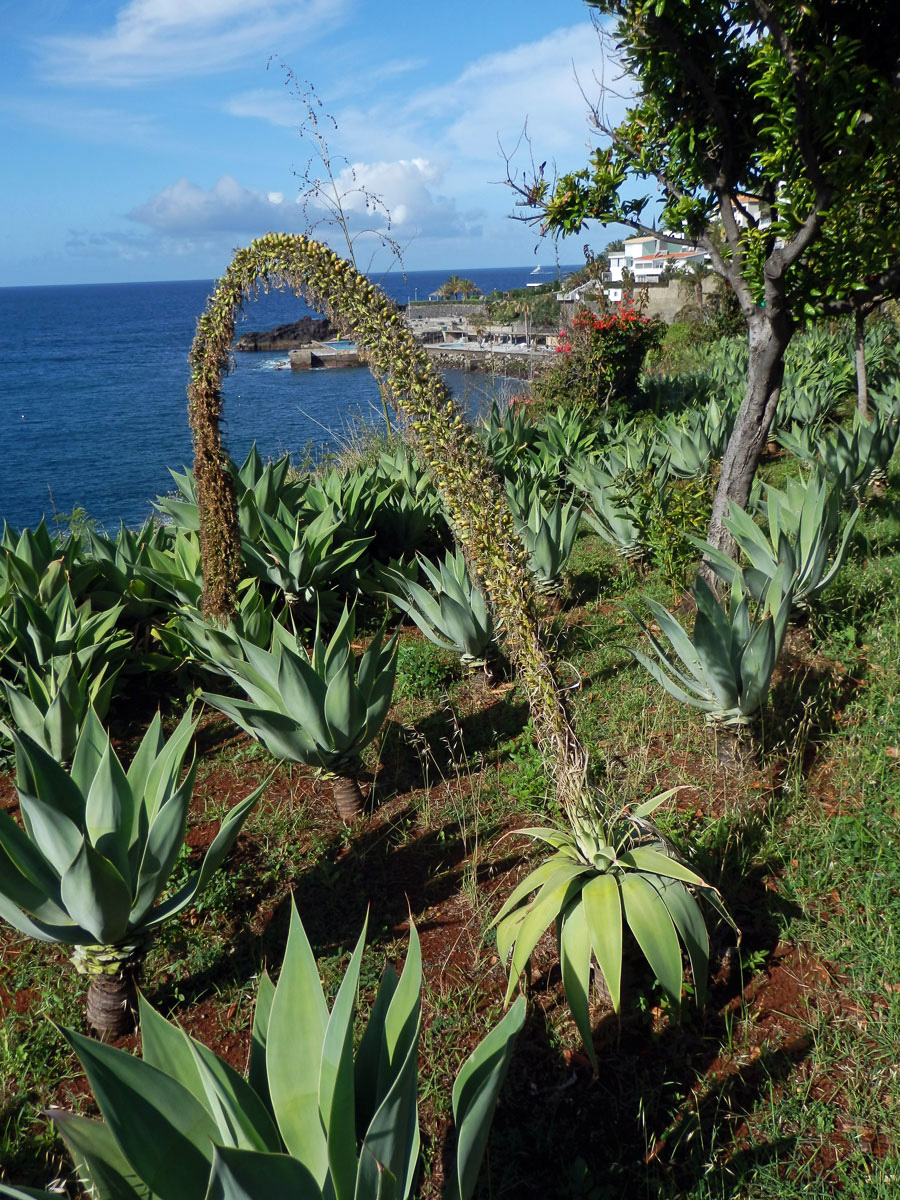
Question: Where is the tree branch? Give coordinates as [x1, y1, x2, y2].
[747, 0, 828, 193]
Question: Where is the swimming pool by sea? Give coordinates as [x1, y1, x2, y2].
[0, 265, 575, 531]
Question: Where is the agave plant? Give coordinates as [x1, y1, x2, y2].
[779, 409, 900, 493]
[1, 519, 93, 600]
[82, 522, 172, 621]
[161, 583, 279, 682]
[3, 903, 524, 1200]
[595, 424, 662, 479]
[0, 707, 263, 1038]
[155, 445, 305, 540]
[140, 526, 206, 608]
[528, 405, 602, 483]
[242, 504, 373, 622]
[0, 568, 131, 683]
[628, 568, 794, 732]
[2, 653, 119, 763]
[493, 791, 733, 1071]
[698, 471, 860, 611]
[196, 605, 397, 821]
[379, 549, 495, 671]
[481, 397, 540, 476]
[506, 484, 583, 595]
[569, 460, 646, 561]
[657, 396, 734, 479]
[816, 410, 900, 492]
[368, 444, 448, 560]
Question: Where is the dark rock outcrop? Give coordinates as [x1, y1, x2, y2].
[234, 316, 335, 352]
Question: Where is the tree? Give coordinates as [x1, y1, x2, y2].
[508, 1, 900, 561]
[677, 258, 714, 320]
[437, 275, 480, 299]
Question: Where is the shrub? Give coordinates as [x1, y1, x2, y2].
[532, 303, 664, 420]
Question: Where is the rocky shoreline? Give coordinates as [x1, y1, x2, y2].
[234, 316, 335, 352]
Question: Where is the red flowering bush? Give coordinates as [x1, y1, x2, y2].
[533, 303, 663, 418]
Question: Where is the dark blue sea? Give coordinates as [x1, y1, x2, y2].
[0, 264, 576, 532]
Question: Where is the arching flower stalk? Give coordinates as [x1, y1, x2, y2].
[187, 234, 591, 814]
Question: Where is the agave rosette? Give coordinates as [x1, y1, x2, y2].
[628, 568, 794, 728]
[493, 790, 734, 1072]
[2, 903, 524, 1200]
[200, 606, 396, 773]
[698, 470, 860, 610]
[380, 549, 494, 669]
[0, 707, 262, 954]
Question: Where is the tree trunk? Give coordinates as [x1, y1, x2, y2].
[855, 307, 870, 421]
[86, 967, 140, 1040]
[331, 773, 366, 822]
[702, 312, 791, 574]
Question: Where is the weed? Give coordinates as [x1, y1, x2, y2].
[393, 637, 461, 702]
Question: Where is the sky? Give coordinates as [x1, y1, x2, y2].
[0, 0, 633, 287]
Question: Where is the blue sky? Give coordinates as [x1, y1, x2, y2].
[0, 0, 631, 287]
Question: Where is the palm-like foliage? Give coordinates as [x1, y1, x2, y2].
[0, 708, 262, 1036]
[6, 903, 523, 1200]
[196, 605, 397, 820]
[493, 792, 733, 1072]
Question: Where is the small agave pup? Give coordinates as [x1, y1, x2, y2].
[493, 791, 735, 1071]
[196, 605, 398, 821]
[0, 708, 264, 1039]
[0, 903, 525, 1200]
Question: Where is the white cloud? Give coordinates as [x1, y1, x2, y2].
[413, 23, 633, 169]
[127, 174, 298, 234]
[34, 0, 351, 86]
[127, 161, 480, 244]
[326, 158, 481, 239]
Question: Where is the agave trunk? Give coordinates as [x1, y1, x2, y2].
[711, 723, 759, 775]
[330, 772, 366, 822]
[72, 940, 147, 1041]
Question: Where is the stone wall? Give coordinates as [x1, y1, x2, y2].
[559, 278, 719, 325]
[406, 300, 488, 321]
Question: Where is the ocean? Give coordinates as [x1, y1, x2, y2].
[0, 264, 575, 533]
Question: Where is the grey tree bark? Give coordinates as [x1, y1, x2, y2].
[854, 308, 870, 421]
[702, 310, 791, 571]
